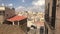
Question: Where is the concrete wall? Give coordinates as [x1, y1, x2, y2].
[0, 15, 4, 24]
[45, 0, 60, 34]
[55, 4, 60, 34]
[45, 0, 54, 34]
[5, 7, 15, 19]
[45, 0, 53, 17]
[0, 6, 15, 24]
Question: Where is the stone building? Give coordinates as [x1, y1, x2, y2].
[45, 0, 60, 34]
[0, 6, 15, 24]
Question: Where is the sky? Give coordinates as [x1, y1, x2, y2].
[0, 0, 45, 12]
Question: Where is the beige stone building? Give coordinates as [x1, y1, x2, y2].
[0, 6, 15, 24]
[45, 0, 60, 34]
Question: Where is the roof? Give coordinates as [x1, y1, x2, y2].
[7, 15, 27, 22]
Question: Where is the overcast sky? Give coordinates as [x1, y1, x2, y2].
[0, 0, 45, 12]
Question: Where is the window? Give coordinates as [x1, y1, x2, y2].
[0, 11, 3, 15]
[6, 14, 8, 16]
[3, 11, 5, 13]
[51, 0, 56, 28]
[0, 11, 1, 15]
[0, 11, 5, 15]
[3, 11, 5, 15]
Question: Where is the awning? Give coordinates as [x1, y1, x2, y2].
[7, 15, 27, 22]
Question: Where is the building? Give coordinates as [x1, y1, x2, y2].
[0, 6, 15, 24]
[45, 0, 60, 34]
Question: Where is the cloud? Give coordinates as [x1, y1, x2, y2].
[27, 6, 45, 12]
[15, 5, 44, 12]
[8, 3, 13, 6]
[22, 0, 25, 2]
[31, 0, 45, 12]
[32, 0, 45, 6]
[15, 0, 45, 12]
[15, 6, 38, 12]
[15, 6, 27, 12]
[2, 3, 4, 6]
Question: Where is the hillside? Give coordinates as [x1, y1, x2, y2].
[0, 24, 26, 34]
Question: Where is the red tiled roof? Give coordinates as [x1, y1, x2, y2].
[7, 15, 27, 22]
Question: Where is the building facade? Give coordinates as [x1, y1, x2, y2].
[0, 6, 15, 24]
[45, 0, 60, 34]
